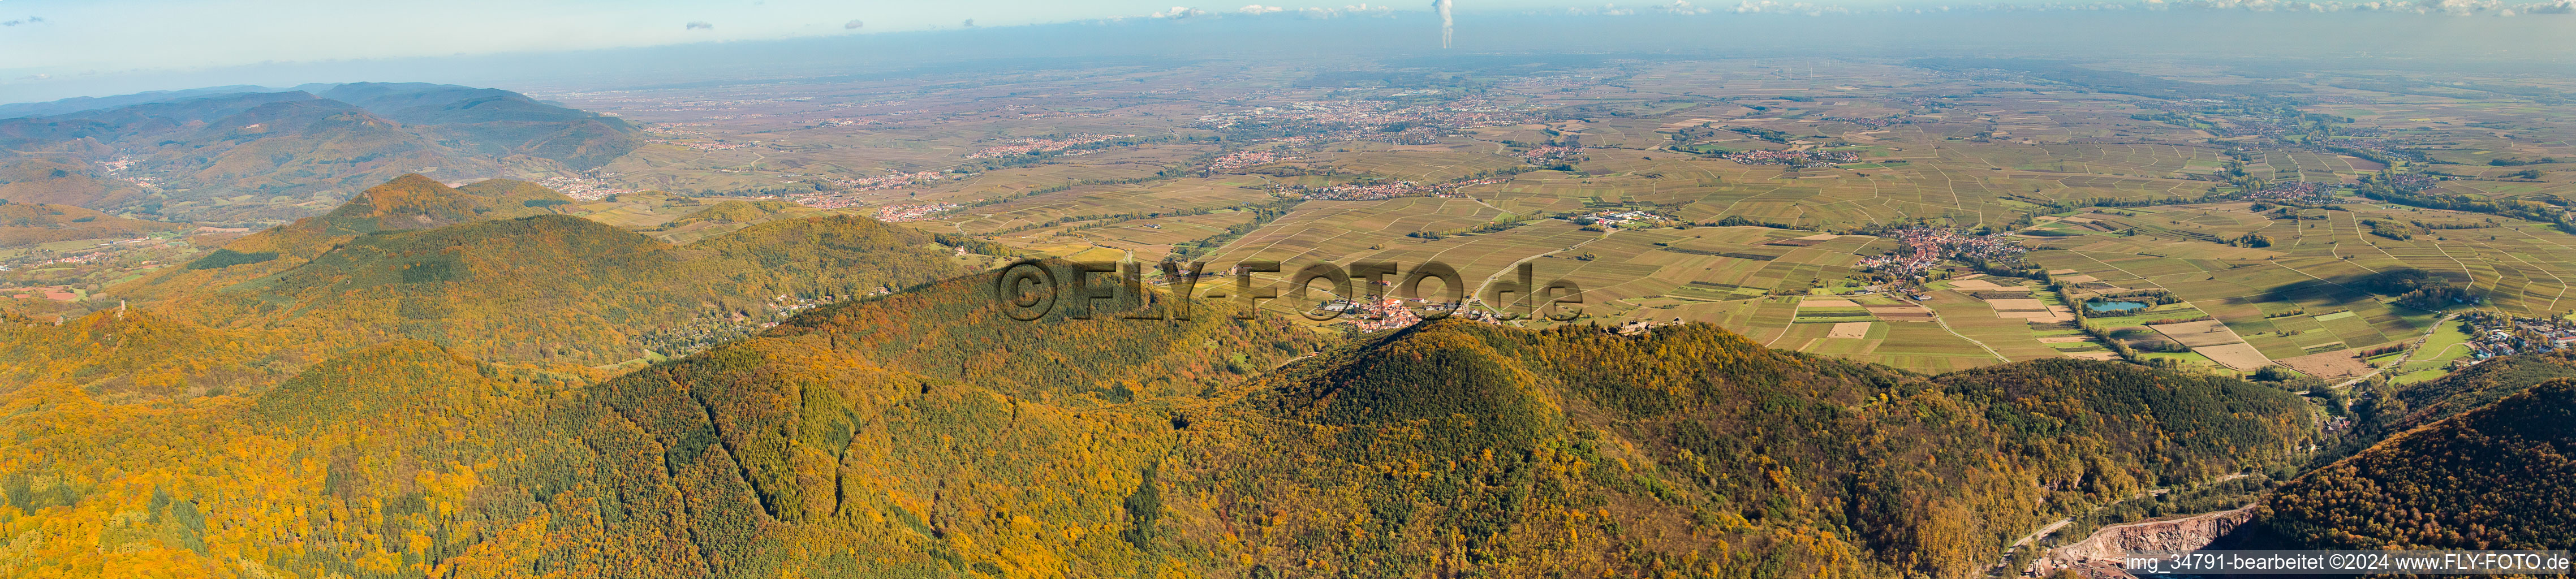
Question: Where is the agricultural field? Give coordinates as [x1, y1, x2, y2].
[11, 54, 2547, 384]
[533, 56, 2571, 385]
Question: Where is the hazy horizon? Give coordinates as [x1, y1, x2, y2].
[6, 9, 2573, 105]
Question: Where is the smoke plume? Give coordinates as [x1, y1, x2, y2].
[1432, 0, 1453, 47]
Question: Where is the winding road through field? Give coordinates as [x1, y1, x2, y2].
[2330, 312, 2460, 390]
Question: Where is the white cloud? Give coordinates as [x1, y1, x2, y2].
[1728, 0, 1851, 14]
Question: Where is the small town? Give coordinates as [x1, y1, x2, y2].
[824, 170, 964, 192]
[2458, 312, 2576, 360]
[1325, 296, 1432, 332]
[660, 139, 756, 152]
[2239, 180, 2338, 205]
[1519, 144, 1582, 164]
[1191, 98, 1550, 141]
[870, 202, 962, 222]
[538, 175, 639, 201]
[966, 134, 1134, 158]
[1859, 227, 2030, 280]
[1561, 210, 1671, 226]
[1819, 115, 1908, 129]
[1291, 177, 1502, 201]
[1720, 148, 1860, 167]
[1208, 149, 1296, 171]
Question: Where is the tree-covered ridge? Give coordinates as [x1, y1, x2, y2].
[2386, 353, 2576, 432]
[278, 175, 572, 241]
[0, 340, 611, 578]
[126, 175, 569, 294]
[0, 310, 288, 400]
[0, 160, 153, 209]
[767, 263, 1331, 400]
[0, 175, 980, 399]
[658, 200, 816, 230]
[156, 211, 973, 366]
[2224, 379, 2576, 552]
[0, 201, 187, 245]
[1200, 322, 2316, 578]
[0, 269, 2332, 579]
[1935, 359, 2315, 486]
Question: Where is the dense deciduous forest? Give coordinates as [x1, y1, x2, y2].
[2219, 379, 2576, 552]
[0, 258, 2330, 578]
[18, 175, 981, 399]
[3, 175, 2567, 578]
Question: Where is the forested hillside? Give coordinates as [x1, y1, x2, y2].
[658, 200, 817, 230]
[0, 266, 2327, 579]
[117, 174, 572, 293]
[2, 175, 979, 399]
[0, 201, 188, 245]
[0, 161, 153, 210]
[1207, 323, 2312, 578]
[2219, 378, 2576, 552]
[153, 211, 969, 365]
[2383, 354, 2576, 432]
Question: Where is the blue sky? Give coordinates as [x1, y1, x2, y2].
[4, 0, 2570, 103]
[5, 0, 2568, 75]
[0, 0, 1528, 72]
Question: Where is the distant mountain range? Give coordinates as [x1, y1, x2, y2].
[0, 83, 639, 222]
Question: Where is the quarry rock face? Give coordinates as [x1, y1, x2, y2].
[2031, 507, 2258, 578]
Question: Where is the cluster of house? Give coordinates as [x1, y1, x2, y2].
[98, 155, 140, 175]
[966, 134, 1133, 159]
[1562, 210, 1670, 226]
[1193, 99, 1542, 133]
[2243, 180, 2338, 205]
[1292, 178, 1503, 201]
[664, 140, 754, 152]
[1720, 148, 1860, 167]
[825, 170, 963, 193]
[539, 176, 637, 201]
[1858, 227, 2028, 280]
[1187, 98, 1550, 148]
[1324, 296, 1436, 332]
[1209, 150, 1297, 171]
[2459, 312, 2576, 361]
[1520, 145, 1583, 165]
[781, 195, 863, 210]
[31, 251, 112, 267]
[1819, 115, 1907, 129]
[871, 203, 962, 222]
[2385, 173, 2440, 192]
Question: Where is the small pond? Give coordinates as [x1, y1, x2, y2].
[2086, 301, 2150, 313]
